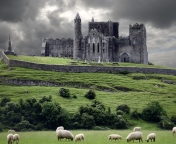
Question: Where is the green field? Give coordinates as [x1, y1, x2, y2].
[7, 54, 174, 69]
[0, 130, 176, 144]
[1, 58, 176, 115]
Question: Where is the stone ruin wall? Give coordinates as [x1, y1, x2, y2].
[1, 51, 176, 76]
[46, 38, 73, 57]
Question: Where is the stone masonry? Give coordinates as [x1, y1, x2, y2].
[41, 13, 148, 64]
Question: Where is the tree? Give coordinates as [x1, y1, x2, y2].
[41, 102, 61, 129]
[141, 101, 167, 122]
[59, 88, 70, 98]
[116, 104, 130, 114]
[85, 89, 96, 99]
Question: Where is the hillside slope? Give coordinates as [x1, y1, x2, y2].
[0, 59, 176, 117]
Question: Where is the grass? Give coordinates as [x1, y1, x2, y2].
[7, 54, 174, 69]
[0, 59, 176, 116]
[0, 130, 176, 144]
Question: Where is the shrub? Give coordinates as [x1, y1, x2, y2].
[131, 110, 141, 119]
[116, 104, 130, 114]
[85, 89, 96, 99]
[116, 110, 124, 115]
[114, 115, 128, 129]
[159, 116, 174, 130]
[141, 101, 167, 122]
[72, 95, 77, 99]
[59, 88, 70, 98]
[14, 120, 36, 131]
[170, 115, 176, 124]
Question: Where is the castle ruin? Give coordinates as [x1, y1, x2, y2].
[41, 13, 148, 64]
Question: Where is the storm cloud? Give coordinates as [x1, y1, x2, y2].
[0, 0, 176, 68]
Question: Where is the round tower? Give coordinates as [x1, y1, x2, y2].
[73, 13, 83, 59]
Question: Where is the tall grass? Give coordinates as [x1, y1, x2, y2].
[0, 130, 175, 144]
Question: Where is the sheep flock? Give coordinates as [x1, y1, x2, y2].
[4, 126, 176, 143]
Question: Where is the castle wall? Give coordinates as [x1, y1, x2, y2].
[88, 21, 119, 38]
[45, 38, 73, 57]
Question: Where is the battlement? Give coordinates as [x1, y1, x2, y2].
[130, 23, 145, 29]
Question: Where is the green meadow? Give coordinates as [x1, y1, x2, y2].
[0, 130, 176, 144]
[7, 54, 174, 69]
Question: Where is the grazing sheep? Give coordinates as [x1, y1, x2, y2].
[12, 134, 20, 144]
[8, 130, 16, 133]
[146, 133, 156, 142]
[75, 133, 84, 142]
[126, 131, 143, 142]
[133, 127, 141, 131]
[56, 126, 64, 133]
[56, 130, 74, 141]
[172, 127, 176, 134]
[7, 134, 13, 144]
[108, 134, 122, 141]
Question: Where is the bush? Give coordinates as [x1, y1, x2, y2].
[114, 115, 128, 129]
[131, 110, 141, 119]
[141, 101, 167, 122]
[116, 110, 124, 115]
[116, 104, 130, 114]
[159, 116, 174, 130]
[170, 115, 176, 124]
[85, 89, 96, 99]
[59, 88, 70, 98]
[14, 120, 36, 131]
[72, 95, 77, 99]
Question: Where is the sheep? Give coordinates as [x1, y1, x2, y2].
[126, 131, 143, 142]
[108, 134, 122, 141]
[172, 127, 176, 134]
[75, 133, 84, 142]
[56, 126, 64, 133]
[7, 134, 13, 144]
[146, 133, 156, 142]
[133, 127, 141, 131]
[8, 130, 16, 134]
[12, 134, 20, 144]
[56, 130, 74, 141]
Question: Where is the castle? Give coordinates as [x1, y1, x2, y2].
[41, 13, 148, 64]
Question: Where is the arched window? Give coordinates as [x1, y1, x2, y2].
[97, 43, 99, 53]
[93, 43, 95, 53]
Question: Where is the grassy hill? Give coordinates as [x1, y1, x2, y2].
[0, 56, 176, 129]
[0, 59, 176, 114]
[7, 55, 175, 69]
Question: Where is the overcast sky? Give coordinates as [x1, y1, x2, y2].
[0, 0, 176, 68]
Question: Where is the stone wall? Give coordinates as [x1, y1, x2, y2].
[1, 51, 176, 76]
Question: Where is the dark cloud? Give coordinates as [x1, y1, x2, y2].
[0, 0, 176, 67]
[0, 0, 29, 22]
[81, 0, 176, 28]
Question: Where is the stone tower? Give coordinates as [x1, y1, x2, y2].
[129, 23, 148, 64]
[73, 13, 83, 60]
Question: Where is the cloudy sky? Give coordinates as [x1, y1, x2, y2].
[0, 0, 176, 68]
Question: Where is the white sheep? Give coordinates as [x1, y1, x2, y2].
[8, 130, 16, 133]
[133, 127, 141, 131]
[56, 126, 64, 133]
[172, 127, 176, 134]
[75, 133, 84, 142]
[12, 134, 20, 144]
[108, 134, 122, 141]
[7, 134, 13, 144]
[126, 131, 143, 142]
[146, 133, 156, 142]
[56, 130, 74, 141]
